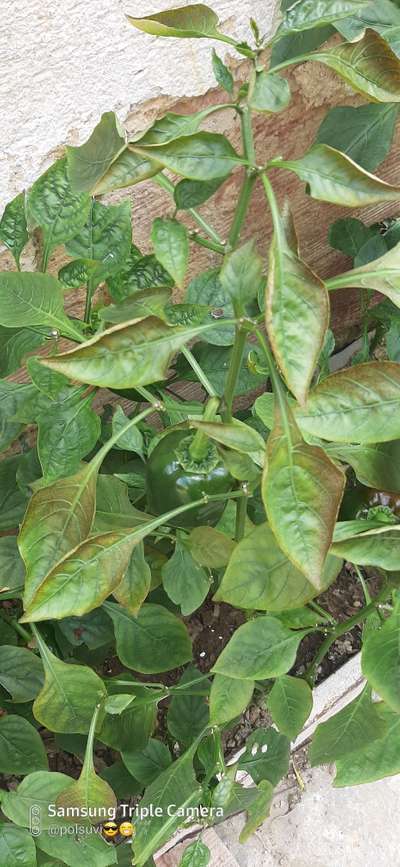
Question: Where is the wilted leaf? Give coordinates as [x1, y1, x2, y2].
[310, 30, 400, 103]
[265, 199, 329, 404]
[296, 361, 400, 442]
[127, 4, 231, 41]
[263, 403, 345, 586]
[278, 0, 370, 36]
[326, 240, 400, 308]
[39, 316, 234, 390]
[270, 144, 400, 206]
[131, 132, 244, 182]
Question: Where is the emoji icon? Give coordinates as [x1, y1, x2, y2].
[119, 821, 134, 837]
[103, 821, 118, 838]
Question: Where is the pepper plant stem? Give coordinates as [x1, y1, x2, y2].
[189, 396, 220, 462]
[189, 231, 225, 255]
[235, 493, 248, 542]
[221, 324, 247, 422]
[182, 345, 218, 397]
[305, 582, 391, 685]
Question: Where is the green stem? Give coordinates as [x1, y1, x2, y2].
[308, 601, 337, 625]
[222, 325, 248, 422]
[228, 106, 257, 250]
[305, 582, 391, 685]
[354, 565, 371, 605]
[155, 174, 224, 246]
[92, 406, 158, 471]
[182, 346, 217, 397]
[3, 616, 32, 643]
[135, 386, 161, 407]
[189, 231, 225, 255]
[269, 53, 315, 74]
[235, 493, 248, 542]
[84, 277, 97, 325]
[189, 396, 220, 462]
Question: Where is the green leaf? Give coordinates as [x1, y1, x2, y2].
[271, 143, 400, 207]
[32, 629, 106, 733]
[66, 200, 132, 278]
[212, 49, 234, 93]
[267, 675, 313, 740]
[162, 537, 210, 616]
[238, 727, 290, 785]
[131, 132, 244, 182]
[67, 112, 127, 194]
[151, 217, 189, 288]
[333, 703, 400, 786]
[189, 419, 264, 463]
[310, 684, 386, 765]
[1, 771, 72, 830]
[111, 406, 144, 456]
[326, 441, 400, 491]
[354, 233, 388, 266]
[316, 104, 398, 172]
[98, 676, 156, 752]
[27, 356, 70, 401]
[94, 474, 148, 533]
[0, 715, 47, 774]
[239, 780, 274, 844]
[0, 380, 36, 453]
[167, 666, 210, 746]
[332, 524, 400, 568]
[278, 0, 371, 35]
[99, 760, 141, 799]
[39, 316, 234, 390]
[296, 361, 400, 443]
[132, 741, 202, 867]
[0, 193, 29, 268]
[335, 0, 400, 42]
[186, 268, 234, 346]
[220, 240, 263, 312]
[263, 404, 345, 587]
[0, 536, 25, 594]
[188, 526, 236, 568]
[174, 176, 226, 210]
[122, 738, 171, 785]
[37, 393, 100, 481]
[0, 456, 29, 532]
[26, 158, 90, 265]
[328, 217, 375, 258]
[135, 105, 226, 147]
[178, 341, 264, 397]
[0, 646, 43, 702]
[310, 30, 400, 102]
[266, 203, 329, 404]
[37, 832, 117, 867]
[107, 249, 173, 302]
[104, 601, 192, 673]
[326, 240, 400, 308]
[179, 840, 211, 867]
[0, 272, 83, 341]
[18, 460, 99, 608]
[127, 5, 230, 41]
[55, 705, 116, 824]
[216, 523, 342, 610]
[113, 541, 151, 615]
[271, 24, 334, 67]
[0, 326, 45, 378]
[212, 615, 306, 680]
[0, 823, 36, 867]
[362, 596, 400, 711]
[209, 674, 254, 725]
[250, 72, 291, 113]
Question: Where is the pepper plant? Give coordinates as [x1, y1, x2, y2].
[2, 1, 400, 864]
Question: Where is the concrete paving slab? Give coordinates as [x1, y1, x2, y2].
[214, 766, 400, 867]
